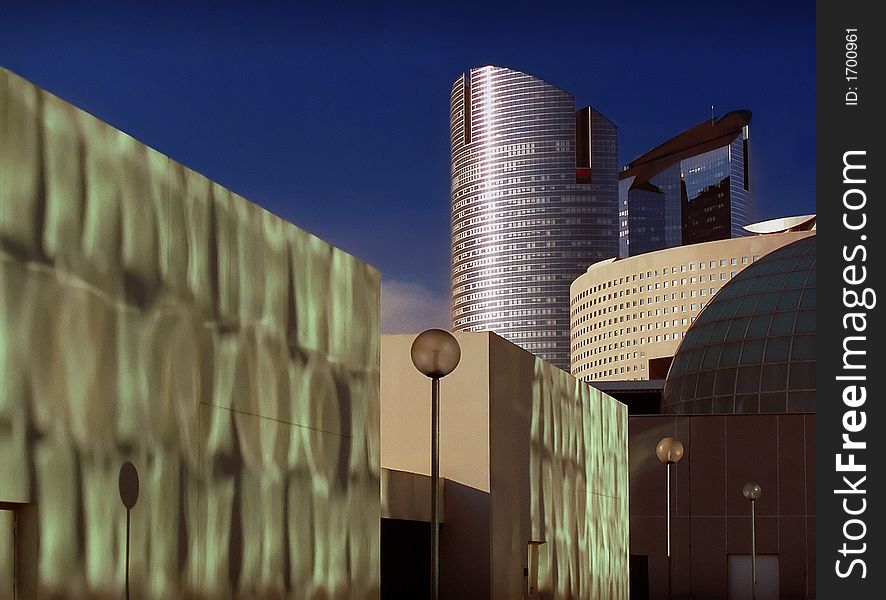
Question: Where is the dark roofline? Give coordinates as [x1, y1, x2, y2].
[592, 379, 665, 392]
[620, 109, 751, 185]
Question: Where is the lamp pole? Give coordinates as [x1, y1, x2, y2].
[431, 375, 440, 599]
[656, 437, 685, 600]
[411, 329, 461, 600]
[742, 482, 762, 600]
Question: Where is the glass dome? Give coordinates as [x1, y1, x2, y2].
[662, 236, 816, 414]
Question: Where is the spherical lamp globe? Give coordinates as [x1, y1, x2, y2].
[742, 482, 762, 501]
[410, 329, 461, 378]
[655, 437, 685, 465]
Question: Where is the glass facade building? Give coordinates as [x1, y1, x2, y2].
[619, 110, 753, 257]
[450, 66, 618, 370]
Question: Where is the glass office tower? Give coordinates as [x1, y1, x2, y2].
[450, 66, 618, 370]
[619, 110, 753, 257]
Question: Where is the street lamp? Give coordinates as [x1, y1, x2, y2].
[742, 482, 762, 600]
[411, 329, 461, 600]
[656, 436, 684, 600]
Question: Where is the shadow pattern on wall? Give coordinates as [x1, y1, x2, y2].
[0, 68, 380, 598]
[488, 333, 630, 599]
[526, 358, 630, 599]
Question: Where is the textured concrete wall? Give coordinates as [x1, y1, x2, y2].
[488, 334, 630, 599]
[0, 67, 380, 598]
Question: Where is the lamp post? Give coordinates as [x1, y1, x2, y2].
[742, 482, 762, 600]
[411, 329, 461, 600]
[656, 436, 684, 600]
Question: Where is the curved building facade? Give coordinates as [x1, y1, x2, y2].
[451, 66, 618, 369]
[570, 229, 814, 381]
[662, 235, 816, 414]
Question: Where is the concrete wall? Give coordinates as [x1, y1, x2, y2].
[380, 332, 629, 599]
[0, 67, 380, 598]
[629, 414, 815, 599]
[380, 333, 491, 598]
[488, 334, 630, 599]
[380, 333, 490, 493]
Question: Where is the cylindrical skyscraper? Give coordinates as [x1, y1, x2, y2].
[450, 66, 618, 370]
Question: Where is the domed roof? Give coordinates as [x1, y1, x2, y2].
[662, 236, 816, 414]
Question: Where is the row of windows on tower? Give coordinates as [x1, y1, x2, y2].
[570, 256, 759, 306]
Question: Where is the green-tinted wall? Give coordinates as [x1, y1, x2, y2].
[0, 68, 380, 598]
[489, 335, 630, 599]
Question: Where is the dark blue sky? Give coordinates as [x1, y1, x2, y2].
[1, 1, 815, 330]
